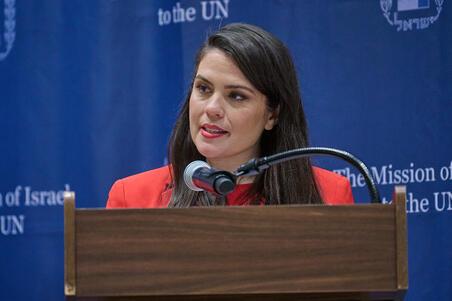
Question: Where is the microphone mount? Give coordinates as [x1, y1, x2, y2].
[234, 147, 381, 203]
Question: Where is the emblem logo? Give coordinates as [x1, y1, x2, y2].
[0, 0, 16, 61]
[380, 0, 444, 31]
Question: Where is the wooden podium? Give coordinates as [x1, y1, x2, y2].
[64, 187, 408, 301]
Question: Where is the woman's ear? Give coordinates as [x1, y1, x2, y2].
[264, 106, 279, 130]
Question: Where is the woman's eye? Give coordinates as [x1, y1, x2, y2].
[196, 83, 211, 94]
[229, 92, 247, 101]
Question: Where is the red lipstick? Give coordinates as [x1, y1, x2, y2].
[200, 124, 228, 139]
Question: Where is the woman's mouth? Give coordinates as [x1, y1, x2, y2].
[200, 124, 228, 138]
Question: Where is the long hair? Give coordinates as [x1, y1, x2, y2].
[168, 23, 322, 207]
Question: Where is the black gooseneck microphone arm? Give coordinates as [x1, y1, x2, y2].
[234, 147, 381, 203]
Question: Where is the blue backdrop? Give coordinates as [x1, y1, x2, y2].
[1, 0, 451, 300]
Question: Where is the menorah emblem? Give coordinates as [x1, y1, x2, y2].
[0, 0, 16, 61]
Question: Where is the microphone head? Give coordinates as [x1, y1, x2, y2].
[214, 175, 235, 195]
[184, 160, 210, 191]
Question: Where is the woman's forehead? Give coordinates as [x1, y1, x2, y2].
[196, 49, 254, 88]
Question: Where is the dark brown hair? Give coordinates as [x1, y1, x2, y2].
[168, 23, 322, 207]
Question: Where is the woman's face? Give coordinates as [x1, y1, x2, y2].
[189, 49, 277, 172]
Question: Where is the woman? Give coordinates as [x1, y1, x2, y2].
[107, 23, 353, 208]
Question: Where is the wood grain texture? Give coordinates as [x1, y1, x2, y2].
[394, 186, 408, 291]
[73, 203, 402, 299]
[64, 191, 76, 295]
[67, 290, 401, 301]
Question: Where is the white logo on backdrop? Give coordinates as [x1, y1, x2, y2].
[0, 0, 16, 61]
[380, 0, 444, 31]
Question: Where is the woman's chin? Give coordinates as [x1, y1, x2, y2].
[196, 146, 225, 162]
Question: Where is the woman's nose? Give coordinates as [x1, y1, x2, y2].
[205, 94, 225, 119]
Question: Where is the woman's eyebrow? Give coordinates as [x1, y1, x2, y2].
[224, 84, 255, 95]
[195, 75, 213, 85]
[195, 74, 255, 95]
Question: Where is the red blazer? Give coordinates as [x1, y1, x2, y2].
[107, 165, 354, 208]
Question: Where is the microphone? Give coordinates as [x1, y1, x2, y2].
[234, 147, 381, 203]
[184, 161, 236, 196]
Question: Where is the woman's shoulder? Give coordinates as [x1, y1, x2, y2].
[106, 165, 173, 208]
[313, 166, 354, 205]
[120, 165, 172, 185]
